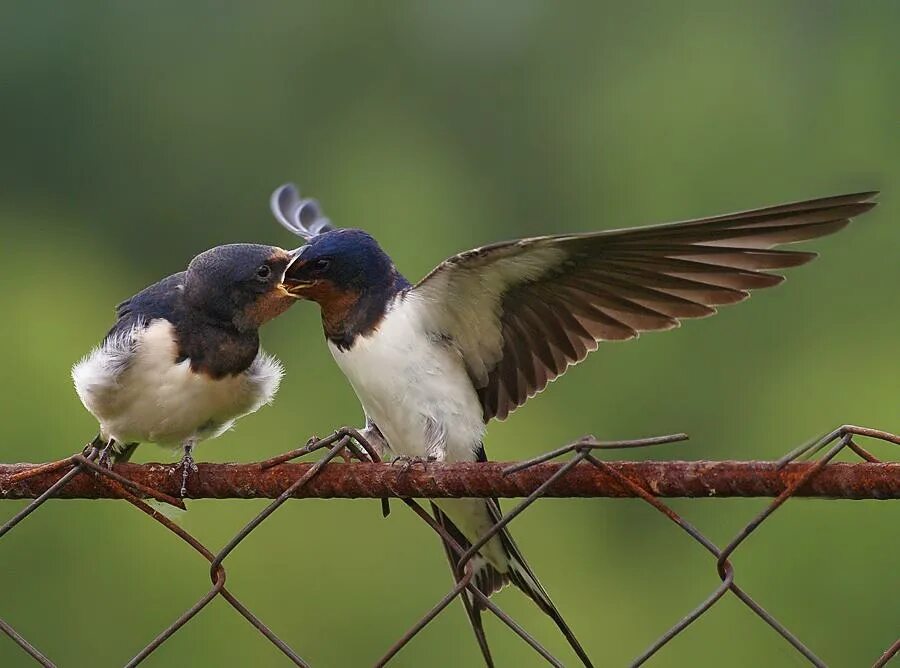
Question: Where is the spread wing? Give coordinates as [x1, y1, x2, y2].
[411, 192, 878, 422]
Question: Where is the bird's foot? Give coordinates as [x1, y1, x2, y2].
[336, 432, 366, 464]
[96, 440, 117, 470]
[179, 444, 198, 497]
[390, 455, 437, 473]
[332, 426, 384, 464]
[81, 434, 105, 460]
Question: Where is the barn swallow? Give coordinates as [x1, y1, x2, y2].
[72, 243, 302, 495]
[272, 184, 877, 666]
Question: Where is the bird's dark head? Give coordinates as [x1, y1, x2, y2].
[282, 228, 403, 300]
[283, 229, 409, 345]
[268, 183, 409, 346]
[184, 243, 302, 331]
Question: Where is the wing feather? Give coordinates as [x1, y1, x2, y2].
[411, 192, 877, 421]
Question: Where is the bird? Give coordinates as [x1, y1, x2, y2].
[271, 184, 877, 666]
[72, 243, 302, 495]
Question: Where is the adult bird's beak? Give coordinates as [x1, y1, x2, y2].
[280, 246, 316, 296]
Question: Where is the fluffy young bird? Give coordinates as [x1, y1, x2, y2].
[273, 184, 876, 667]
[72, 243, 301, 494]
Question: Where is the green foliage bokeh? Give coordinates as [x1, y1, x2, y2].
[1, 3, 897, 667]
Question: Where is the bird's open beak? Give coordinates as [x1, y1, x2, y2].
[279, 247, 316, 297]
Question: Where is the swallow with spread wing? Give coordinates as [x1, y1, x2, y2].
[272, 184, 877, 667]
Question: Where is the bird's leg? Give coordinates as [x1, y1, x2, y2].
[179, 439, 199, 497]
[315, 425, 380, 464]
[96, 438, 117, 469]
[317, 424, 388, 464]
[354, 420, 390, 463]
[82, 434, 105, 458]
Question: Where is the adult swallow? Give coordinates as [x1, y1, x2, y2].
[273, 184, 876, 666]
[72, 243, 302, 495]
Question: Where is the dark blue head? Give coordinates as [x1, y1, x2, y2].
[184, 243, 300, 331]
[284, 229, 400, 292]
[283, 229, 409, 346]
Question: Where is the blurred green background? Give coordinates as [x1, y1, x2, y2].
[1, 2, 897, 667]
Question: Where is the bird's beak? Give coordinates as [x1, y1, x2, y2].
[279, 247, 316, 297]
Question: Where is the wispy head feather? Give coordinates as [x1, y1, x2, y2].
[270, 183, 334, 240]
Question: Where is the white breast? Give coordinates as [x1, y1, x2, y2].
[72, 319, 283, 447]
[329, 295, 485, 462]
[330, 296, 510, 571]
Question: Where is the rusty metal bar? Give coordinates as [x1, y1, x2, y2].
[0, 424, 896, 668]
[1, 460, 897, 500]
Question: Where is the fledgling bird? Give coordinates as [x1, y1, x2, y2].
[272, 184, 877, 666]
[72, 243, 302, 494]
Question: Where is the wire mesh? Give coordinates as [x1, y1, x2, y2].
[1, 425, 897, 667]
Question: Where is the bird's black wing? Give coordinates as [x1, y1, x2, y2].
[109, 271, 186, 338]
[411, 192, 878, 422]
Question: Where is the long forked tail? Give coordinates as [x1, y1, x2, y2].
[431, 501, 594, 668]
[432, 502, 495, 667]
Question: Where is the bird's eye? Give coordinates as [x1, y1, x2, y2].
[256, 265, 272, 280]
[312, 259, 330, 272]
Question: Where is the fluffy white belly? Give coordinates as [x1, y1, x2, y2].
[72, 319, 282, 446]
[329, 296, 485, 462]
[330, 297, 509, 570]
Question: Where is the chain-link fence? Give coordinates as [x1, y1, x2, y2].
[2, 425, 898, 667]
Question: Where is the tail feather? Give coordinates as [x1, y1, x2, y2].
[432, 503, 496, 668]
[484, 499, 594, 668]
[431, 501, 593, 668]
